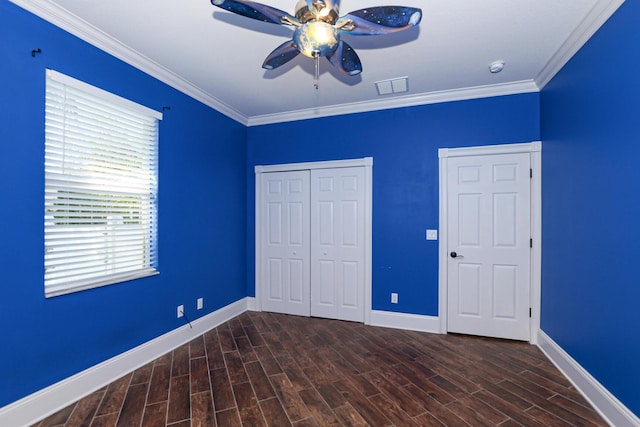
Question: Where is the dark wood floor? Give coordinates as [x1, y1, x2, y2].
[33, 311, 607, 427]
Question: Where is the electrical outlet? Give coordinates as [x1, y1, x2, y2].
[177, 305, 184, 318]
[197, 298, 203, 310]
[391, 293, 398, 304]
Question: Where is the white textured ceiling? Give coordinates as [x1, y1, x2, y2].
[12, 0, 623, 125]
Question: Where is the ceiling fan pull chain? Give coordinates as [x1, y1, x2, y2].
[314, 51, 320, 90]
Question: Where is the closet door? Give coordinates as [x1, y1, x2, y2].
[310, 167, 365, 322]
[261, 171, 310, 316]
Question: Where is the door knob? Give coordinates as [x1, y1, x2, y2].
[450, 251, 464, 258]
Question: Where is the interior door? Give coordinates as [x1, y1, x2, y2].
[447, 152, 531, 341]
[261, 170, 310, 317]
[310, 167, 365, 322]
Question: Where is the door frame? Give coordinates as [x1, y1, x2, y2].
[438, 142, 541, 343]
[255, 157, 373, 325]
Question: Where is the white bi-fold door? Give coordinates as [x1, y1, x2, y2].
[258, 163, 368, 323]
[446, 152, 532, 341]
[310, 167, 366, 322]
[260, 170, 311, 317]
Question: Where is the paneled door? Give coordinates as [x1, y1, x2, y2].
[310, 167, 366, 322]
[260, 170, 310, 317]
[447, 152, 531, 341]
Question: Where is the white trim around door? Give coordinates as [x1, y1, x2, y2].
[438, 142, 541, 343]
[254, 157, 373, 325]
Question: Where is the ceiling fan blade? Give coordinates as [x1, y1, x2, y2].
[337, 6, 421, 35]
[326, 40, 362, 75]
[262, 40, 301, 70]
[211, 0, 297, 25]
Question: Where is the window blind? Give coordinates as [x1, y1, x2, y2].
[44, 69, 161, 298]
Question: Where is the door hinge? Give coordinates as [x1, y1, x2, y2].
[530, 168, 533, 178]
[530, 238, 533, 248]
[529, 308, 532, 318]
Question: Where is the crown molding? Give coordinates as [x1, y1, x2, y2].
[9, 0, 250, 126]
[246, 80, 540, 126]
[535, 0, 624, 89]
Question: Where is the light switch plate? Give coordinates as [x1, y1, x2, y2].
[197, 298, 203, 310]
[426, 229, 438, 240]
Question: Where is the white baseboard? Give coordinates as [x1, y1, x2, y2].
[369, 310, 441, 333]
[246, 296, 258, 311]
[537, 330, 640, 427]
[0, 297, 251, 427]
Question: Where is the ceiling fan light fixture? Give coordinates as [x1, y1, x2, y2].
[293, 21, 339, 58]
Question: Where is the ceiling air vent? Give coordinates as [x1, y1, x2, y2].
[375, 77, 409, 96]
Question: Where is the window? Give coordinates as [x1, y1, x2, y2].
[44, 69, 161, 298]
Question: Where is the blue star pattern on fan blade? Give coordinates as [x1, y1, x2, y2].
[337, 7, 422, 36]
[326, 40, 362, 75]
[350, 6, 421, 27]
[211, 0, 296, 24]
[262, 40, 300, 69]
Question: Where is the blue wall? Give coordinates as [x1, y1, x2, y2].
[5, 0, 637, 418]
[0, 1, 247, 407]
[247, 94, 540, 316]
[541, 1, 640, 416]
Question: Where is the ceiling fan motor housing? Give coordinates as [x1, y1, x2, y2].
[295, 0, 339, 24]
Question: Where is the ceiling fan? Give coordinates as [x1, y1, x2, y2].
[210, 0, 422, 85]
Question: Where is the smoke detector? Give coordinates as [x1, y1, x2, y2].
[489, 61, 505, 74]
